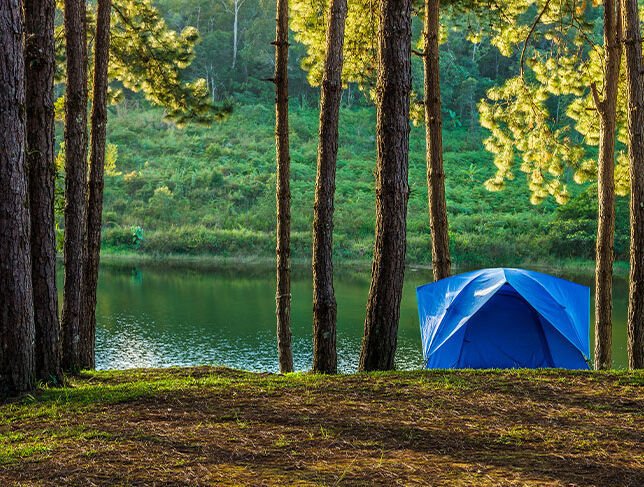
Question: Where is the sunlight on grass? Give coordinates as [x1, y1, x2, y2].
[0, 367, 641, 485]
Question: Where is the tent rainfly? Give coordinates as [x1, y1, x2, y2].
[416, 268, 590, 369]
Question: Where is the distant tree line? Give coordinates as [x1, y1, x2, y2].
[147, 0, 524, 128]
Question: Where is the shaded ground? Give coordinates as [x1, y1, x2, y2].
[0, 368, 642, 486]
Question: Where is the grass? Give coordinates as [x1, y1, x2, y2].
[1, 367, 642, 485]
[89, 104, 633, 267]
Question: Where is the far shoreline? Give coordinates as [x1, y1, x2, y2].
[90, 250, 631, 279]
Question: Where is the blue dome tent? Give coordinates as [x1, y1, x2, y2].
[416, 268, 590, 369]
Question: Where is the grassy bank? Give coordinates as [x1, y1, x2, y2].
[97, 250, 632, 280]
[95, 104, 632, 267]
[1, 367, 642, 485]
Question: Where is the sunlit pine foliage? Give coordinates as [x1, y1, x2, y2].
[479, 0, 630, 205]
[291, 0, 379, 90]
[53, 0, 229, 126]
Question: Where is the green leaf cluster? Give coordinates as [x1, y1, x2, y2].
[54, 0, 228, 125]
[479, 0, 630, 204]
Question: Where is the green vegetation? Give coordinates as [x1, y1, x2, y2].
[46, 0, 627, 269]
[1, 367, 642, 484]
[99, 104, 630, 266]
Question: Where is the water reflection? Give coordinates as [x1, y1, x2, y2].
[63, 264, 630, 372]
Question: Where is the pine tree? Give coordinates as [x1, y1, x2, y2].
[593, 0, 622, 370]
[423, 0, 451, 281]
[476, 2, 631, 368]
[61, 0, 89, 372]
[110, 0, 222, 125]
[621, 0, 644, 369]
[25, 0, 61, 382]
[81, 0, 112, 370]
[359, 0, 412, 372]
[274, 0, 293, 373]
[312, 0, 348, 374]
[0, 0, 36, 395]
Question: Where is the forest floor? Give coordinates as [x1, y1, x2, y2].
[0, 367, 642, 486]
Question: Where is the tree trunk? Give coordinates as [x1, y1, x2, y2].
[312, 0, 348, 374]
[593, 0, 622, 370]
[359, 0, 412, 372]
[25, 0, 61, 382]
[274, 0, 293, 373]
[232, 1, 239, 70]
[61, 0, 89, 373]
[0, 0, 36, 395]
[423, 0, 450, 282]
[622, 0, 644, 369]
[81, 0, 112, 371]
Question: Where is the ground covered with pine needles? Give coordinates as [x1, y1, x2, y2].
[0, 367, 642, 486]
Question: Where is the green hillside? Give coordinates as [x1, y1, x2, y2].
[98, 103, 630, 267]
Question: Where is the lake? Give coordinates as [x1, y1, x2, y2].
[75, 264, 630, 372]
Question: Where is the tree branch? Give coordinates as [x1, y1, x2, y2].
[590, 82, 604, 113]
[520, 0, 552, 79]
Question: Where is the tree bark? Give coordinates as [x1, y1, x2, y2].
[25, 0, 61, 382]
[232, 0, 240, 69]
[593, 0, 622, 370]
[274, 0, 293, 373]
[312, 0, 348, 374]
[423, 0, 451, 282]
[61, 0, 89, 372]
[622, 0, 644, 369]
[359, 0, 412, 372]
[81, 0, 112, 371]
[0, 0, 36, 395]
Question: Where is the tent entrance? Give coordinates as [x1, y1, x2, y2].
[457, 283, 555, 368]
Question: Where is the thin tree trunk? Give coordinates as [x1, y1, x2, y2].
[61, 0, 89, 372]
[622, 0, 644, 369]
[0, 0, 36, 395]
[81, 0, 112, 370]
[312, 0, 348, 374]
[593, 0, 622, 370]
[423, 0, 450, 282]
[25, 0, 61, 382]
[232, 1, 239, 69]
[359, 0, 412, 372]
[274, 0, 293, 373]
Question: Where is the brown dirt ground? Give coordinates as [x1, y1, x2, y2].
[0, 367, 642, 486]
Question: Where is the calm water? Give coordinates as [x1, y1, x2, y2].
[68, 264, 630, 372]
